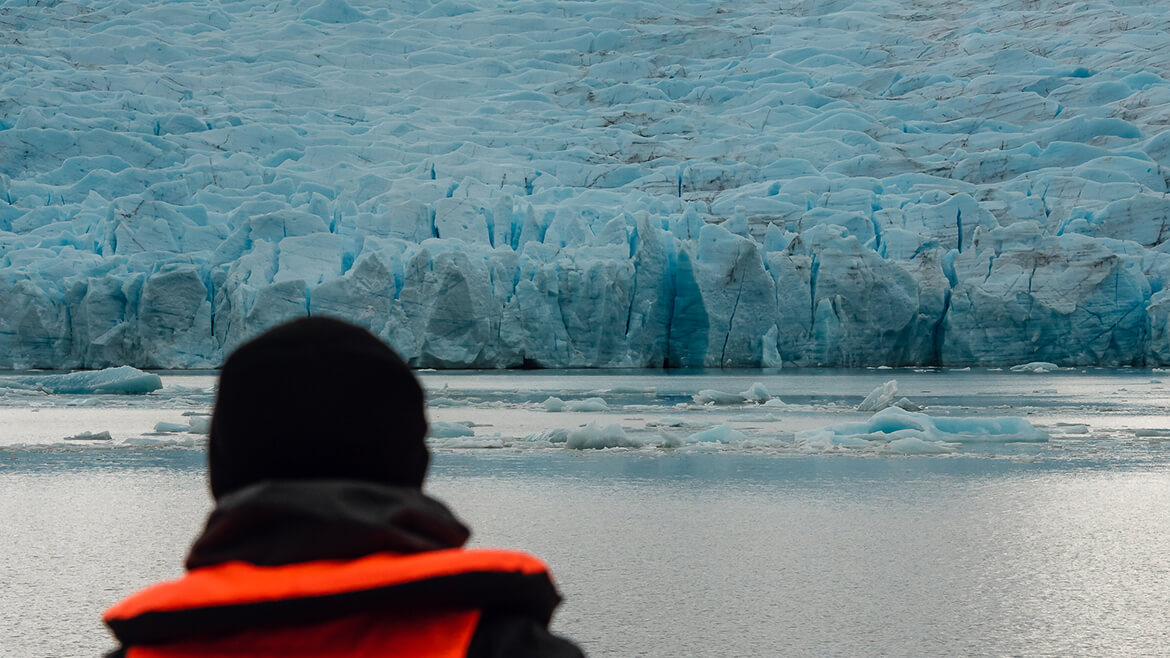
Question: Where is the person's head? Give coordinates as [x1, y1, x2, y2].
[208, 317, 429, 500]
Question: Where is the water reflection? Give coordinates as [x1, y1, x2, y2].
[4, 451, 1168, 656]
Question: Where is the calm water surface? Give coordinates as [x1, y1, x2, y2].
[3, 369, 1170, 656]
[3, 452, 1169, 657]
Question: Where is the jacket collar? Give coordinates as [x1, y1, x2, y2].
[186, 480, 471, 570]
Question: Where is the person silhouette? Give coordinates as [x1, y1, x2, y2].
[104, 317, 584, 657]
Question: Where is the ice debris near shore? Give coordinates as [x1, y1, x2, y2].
[4, 2, 1170, 369]
[797, 407, 1048, 452]
[2, 366, 162, 394]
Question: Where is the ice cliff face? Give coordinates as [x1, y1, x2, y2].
[2, 0, 1170, 368]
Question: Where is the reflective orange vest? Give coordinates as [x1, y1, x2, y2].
[104, 548, 557, 657]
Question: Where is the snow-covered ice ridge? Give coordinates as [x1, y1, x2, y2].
[3, 0, 1170, 369]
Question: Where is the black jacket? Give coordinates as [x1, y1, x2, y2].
[105, 480, 584, 657]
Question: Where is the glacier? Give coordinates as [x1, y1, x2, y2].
[2, 0, 1170, 368]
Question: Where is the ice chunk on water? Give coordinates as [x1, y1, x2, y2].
[5, 367, 163, 395]
[738, 383, 770, 403]
[885, 437, 956, 454]
[186, 416, 211, 434]
[526, 428, 571, 444]
[544, 396, 609, 412]
[564, 397, 610, 412]
[1010, 362, 1061, 373]
[646, 416, 692, 427]
[154, 421, 190, 433]
[798, 407, 1048, 450]
[565, 423, 639, 449]
[687, 425, 749, 444]
[429, 421, 475, 438]
[693, 389, 747, 405]
[63, 430, 112, 441]
[857, 380, 898, 412]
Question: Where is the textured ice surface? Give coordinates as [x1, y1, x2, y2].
[4, 2, 1170, 367]
[797, 407, 1049, 452]
[3, 366, 162, 394]
[4, 369, 1169, 463]
[857, 380, 899, 412]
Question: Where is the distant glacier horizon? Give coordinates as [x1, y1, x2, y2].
[3, 0, 1170, 369]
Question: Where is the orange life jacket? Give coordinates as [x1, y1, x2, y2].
[104, 548, 558, 657]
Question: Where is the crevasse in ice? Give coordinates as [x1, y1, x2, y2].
[3, 1, 1170, 368]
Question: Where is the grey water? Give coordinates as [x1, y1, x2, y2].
[3, 370, 1170, 656]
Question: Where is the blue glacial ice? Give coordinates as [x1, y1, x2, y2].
[3, 1, 1170, 368]
[2, 366, 162, 394]
[796, 407, 1049, 453]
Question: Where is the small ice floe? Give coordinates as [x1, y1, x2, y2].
[185, 416, 211, 434]
[692, 382, 774, 405]
[1134, 429, 1170, 437]
[543, 396, 609, 412]
[1010, 361, 1060, 373]
[645, 416, 692, 428]
[526, 428, 570, 444]
[566, 397, 609, 411]
[434, 437, 506, 449]
[151, 384, 209, 396]
[154, 421, 191, 433]
[692, 389, 746, 405]
[428, 397, 463, 407]
[686, 424, 749, 444]
[739, 382, 770, 403]
[122, 436, 198, 448]
[884, 437, 954, 455]
[565, 423, 639, 449]
[429, 421, 475, 438]
[63, 430, 113, 441]
[4, 366, 162, 395]
[856, 380, 920, 412]
[796, 407, 1047, 453]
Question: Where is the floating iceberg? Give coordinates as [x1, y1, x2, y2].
[857, 380, 900, 412]
[692, 389, 750, 405]
[565, 397, 610, 412]
[543, 396, 609, 412]
[797, 407, 1048, 451]
[857, 380, 920, 412]
[153, 421, 190, 433]
[565, 424, 640, 450]
[687, 425, 749, 444]
[63, 430, 113, 441]
[693, 383, 771, 405]
[3, 367, 163, 395]
[1010, 362, 1062, 373]
[429, 421, 476, 438]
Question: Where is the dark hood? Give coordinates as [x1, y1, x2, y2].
[186, 480, 471, 570]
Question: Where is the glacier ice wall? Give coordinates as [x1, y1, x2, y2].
[3, 0, 1170, 368]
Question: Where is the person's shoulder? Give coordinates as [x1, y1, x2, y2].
[468, 610, 586, 658]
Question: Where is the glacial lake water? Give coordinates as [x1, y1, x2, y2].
[3, 368, 1170, 656]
